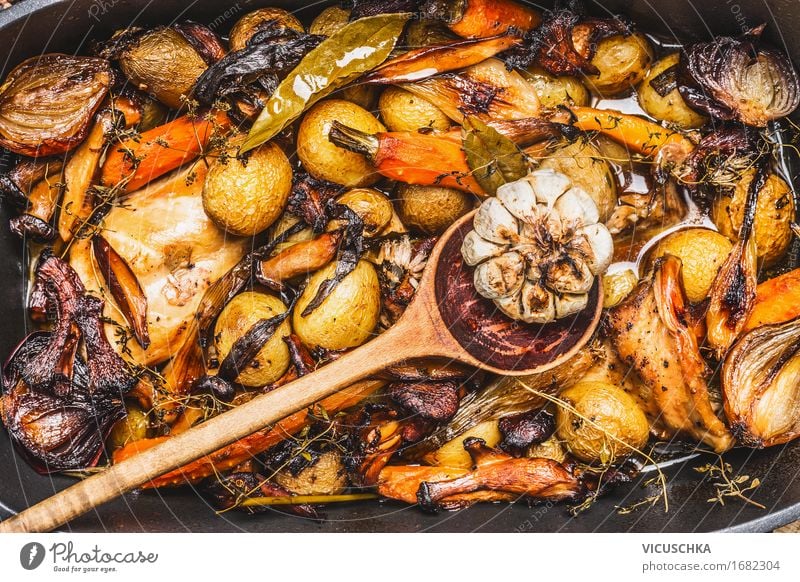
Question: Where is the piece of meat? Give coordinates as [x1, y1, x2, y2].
[607, 256, 734, 452]
[70, 164, 248, 366]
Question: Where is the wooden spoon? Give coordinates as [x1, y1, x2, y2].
[0, 211, 602, 532]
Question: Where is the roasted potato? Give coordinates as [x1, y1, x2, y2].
[118, 27, 207, 109]
[335, 188, 394, 237]
[586, 33, 654, 97]
[378, 86, 451, 132]
[712, 170, 795, 267]
[637, 52, 707, 128]
[556, 381, 649, 464]
[297, 99, 386, 187]
[107, 402, 149, 449]
[203, 139, 292, 236]
[650, 228, 733, 303]
[404, 19, 456, 47]
[214, 291, 292, 387]
[396, 183, 474, 235]
[339, 84, 380, 111]
[308, 5, 350, 36]
[293, 259, 381, 350]
[273, 450, 348, 495]
[538, 140, 618, 221]
[525, 66, 590, 108]
[424, 420, 502, 468]
[228, 8, 304, 51]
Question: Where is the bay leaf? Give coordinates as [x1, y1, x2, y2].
[462, 116, 528, 195]
[241, 13, 409, 152]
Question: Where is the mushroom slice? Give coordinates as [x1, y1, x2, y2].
[473, 252, 525, 299]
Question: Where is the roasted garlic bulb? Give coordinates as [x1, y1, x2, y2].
[461, 169, 613, 324]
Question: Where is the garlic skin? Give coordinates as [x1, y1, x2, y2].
[461, 169, 614, 324]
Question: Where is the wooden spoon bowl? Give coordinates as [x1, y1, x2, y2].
[0, 211, 602, 532]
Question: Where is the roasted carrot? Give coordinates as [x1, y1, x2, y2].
[112, 379, 384, 487]
[329, 121, 486, 196]
[100, 110, 231, 193]
[570, 106, 696, 159]
[258, 232, 341, 285]
[435, 0, 542, 39]
[744, 268, 800, 331]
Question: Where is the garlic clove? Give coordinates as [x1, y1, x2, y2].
[494, 293, 525, 321]
[545, 255, 594, 295]
[496, 179, 537, 224]
[553, 187, 600, 227]
[461, 229, 506, 266]
[526, 169, 572, 207]
[576, 222, 614, 275]
[555, 292, 589, 319]
[474, 197, 519, 244]
[473, 252, 525, 299]
[520, 280, 556, 324]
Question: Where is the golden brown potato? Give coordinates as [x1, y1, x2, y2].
[335, 188, 394, 237]
[527, 435, 567, 463]
[228, 8, 304, 51]
[525, 66, 590, 108]
[586, 33, 654, 97]
[293, 260, 381, 350]
[338, 84, 380, 111]
[273, 450, 348, 495]
[203, 140, 292, 236]
[395, 183, 474, 235]
[538, 140, 618, 221]
[297, 99, 386, 187]
[308, 5, 351, 36]
[556, 381, 649, 464]
[214, 291, 292, 387]
[712, 170, 795, 267]
[108, 402, 149, 449]
[424, 420, 502, 468]
[650, 228, 733, 303]
[378, 86, 451, 133]
[404, 19, 456, 47]
[637, 53, 707, 128]
[119, 28, 207, 109]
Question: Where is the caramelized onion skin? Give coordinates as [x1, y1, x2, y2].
[0, 54, 112, 157]
[723, 317, 800, 448]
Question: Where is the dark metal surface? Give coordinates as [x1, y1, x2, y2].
[1, 0, 800, 533]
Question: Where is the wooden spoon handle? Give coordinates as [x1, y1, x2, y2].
[0, 321, 421, 533]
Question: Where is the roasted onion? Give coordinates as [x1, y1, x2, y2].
[679, 25, 800, 127]
[0, 54, 112, 156]
[723, 316, 800, 447]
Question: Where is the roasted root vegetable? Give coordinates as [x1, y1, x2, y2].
[396, 184, 474, 235]
[258, 232, 342, 286]
[202, 138, 293, 236]
[99, 110, 231, 193]
[745, 269, 800, 331]
[297, 99, 385, 187]
[523, 66, 590, 108]
[723, 317, 800, 447]
[377, 87, 451, 133]
[328, 122, 485, 195]
[584, 33, 653, 97]
[0, 54, 112, 156]
[228, 7, 305, 51]
[637, 53, 707, 128]
[378, 438, 582, 511]
[422, 0, 542, 39]
[400, 59, 540, 123]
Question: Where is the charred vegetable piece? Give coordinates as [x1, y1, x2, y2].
[285, 172, 342, 233]
[328, 122, 485, 195]
[422, 0, 541, 39]
[388, 381, 460, 422]
[608, 256, 734, 452]
[678, 25, 800, 127]
[723, 317, 800, 447]
[378, 438, 582, 511]
[0, 54, 112, 156]
[498, 409, 556, 455]
[0, 156, 63, 207]
[400, 58, 540, 123]
[228, 8, 305, 51]
[92, 235, 150, 349]
[205, 472, 318, 519]
[113, 380, 385, 487]
[258, 232, 342, 287]
[351, 0, 418, 19]
[99, 110, 230, 193]
[242, 13, 409, 152]
[362, 35, 520, 84]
